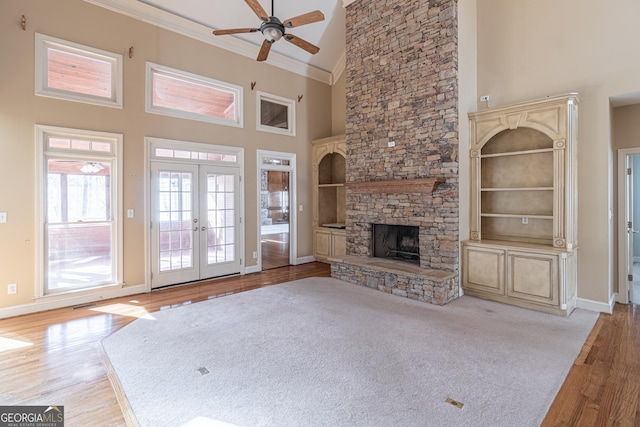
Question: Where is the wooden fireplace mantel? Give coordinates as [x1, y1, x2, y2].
[346, 178, 445, 194]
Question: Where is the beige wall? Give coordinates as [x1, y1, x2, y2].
[0, 0, 332, 310]
[331, 71, 346, 135]
[476, 0, 640, 305]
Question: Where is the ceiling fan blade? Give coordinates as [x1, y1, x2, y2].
[245, 0, 270, 22]
[257, 39, 272, 62]
[213, 28, 259, 36]
[283, 10, 325, 28]
[284, 34, 320, 55]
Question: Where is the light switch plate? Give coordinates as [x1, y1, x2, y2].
[0, 212, 6, 223]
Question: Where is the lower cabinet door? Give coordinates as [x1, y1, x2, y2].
[332, 232, 346, 257]
[315, 230, 330, 259]
[506, 250, 559, 306]
[462, 244, 505, 295]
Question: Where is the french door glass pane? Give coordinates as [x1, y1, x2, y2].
[206, 173, 235, 264]
[158, 171, 193, 272]
[45, 159, 113, 292]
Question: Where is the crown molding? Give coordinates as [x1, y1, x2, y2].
[84, 0, 333, 85]
[331, 51, 346, 84]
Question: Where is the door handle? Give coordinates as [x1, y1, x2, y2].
[201, 226, 207, 231]
[193, 227, 198, 231]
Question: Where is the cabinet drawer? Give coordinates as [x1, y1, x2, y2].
[506, 250, 558, 306]
[463, 245, 505, 295]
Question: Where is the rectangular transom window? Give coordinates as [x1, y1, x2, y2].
[257, 91, 296, 137]
[146, 63, 243, 128]
[35, 33, 123, 108]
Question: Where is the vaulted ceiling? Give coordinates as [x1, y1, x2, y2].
[86, 0, 347, 85]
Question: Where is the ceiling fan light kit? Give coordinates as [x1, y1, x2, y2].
[212, 0, 324, 62]
[260, 17, 284, 42]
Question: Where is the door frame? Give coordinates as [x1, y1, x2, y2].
[616, 148, 640, 304]
[145, 137, 245, 291]
[257, 150, 297, 271]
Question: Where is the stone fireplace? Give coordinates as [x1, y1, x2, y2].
[330, 0, 459, 305]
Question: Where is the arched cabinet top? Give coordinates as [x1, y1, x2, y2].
[469, 93, 579, 150]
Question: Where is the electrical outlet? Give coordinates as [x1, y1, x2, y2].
[0, 212, 6, 223]
[8, 283, 17, 295]
[387, 141, 396, 148]
[253, 251, 258, 259]
[522, 217, 529, 225]
[480, 95, 490, 102]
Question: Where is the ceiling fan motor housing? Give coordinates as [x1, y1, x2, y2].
[260, 16, 285, 42]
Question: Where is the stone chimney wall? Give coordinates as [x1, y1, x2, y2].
[344, 0, 460, 273]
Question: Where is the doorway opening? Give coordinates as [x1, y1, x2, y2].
[258, 151, 296, 271]
[618, 148, 640, 304]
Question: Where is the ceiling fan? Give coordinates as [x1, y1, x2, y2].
[212, 0, 325, 62]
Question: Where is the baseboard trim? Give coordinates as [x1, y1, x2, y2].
[295, 256, 316, 265]
[244, 265, 260, 274]
[576, 294, 616, 314]
[0, 284, 147, 320]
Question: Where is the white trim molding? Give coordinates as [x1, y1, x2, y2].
[0, 284, 147, 320]
[576, 295, 616, 314]
[343, 0, 359, 7]
[295, 256, 317, 265]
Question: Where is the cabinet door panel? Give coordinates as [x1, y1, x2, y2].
[507, 251, 558, 305]
[332, 232, 346, 257]
[463, 245, 505, 295]
[315, 230, 330, 258]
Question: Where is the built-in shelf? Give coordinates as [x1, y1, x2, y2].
[463, 93, 579, 316]
[480, 148, 554, 158]
[480, 213, 553, 219]
[481, 187, 553, 191]
[312, 135, 347, 263]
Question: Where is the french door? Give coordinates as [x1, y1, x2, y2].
[150, 162, 241, 288]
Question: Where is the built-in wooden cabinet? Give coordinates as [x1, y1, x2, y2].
[312, 135, 346, 262]
[462, 94, 579, 316]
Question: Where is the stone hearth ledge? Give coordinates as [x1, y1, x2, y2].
[330, 255, 458, 305]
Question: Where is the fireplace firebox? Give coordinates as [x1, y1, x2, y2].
[372, 224, 419, 264]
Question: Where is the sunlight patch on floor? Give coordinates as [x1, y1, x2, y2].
[91, 303, 156, 320]
[0, 336, 33, 353]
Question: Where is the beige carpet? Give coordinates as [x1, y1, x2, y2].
[102, 277, 598, 427]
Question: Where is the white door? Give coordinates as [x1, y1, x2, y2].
[151, 162, 241, 288]
[626, 156, 634, 303]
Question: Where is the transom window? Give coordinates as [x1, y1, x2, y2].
[35, 33, 123, 108]
[146, 63, 243, 128]
[257, 91, 296, 137]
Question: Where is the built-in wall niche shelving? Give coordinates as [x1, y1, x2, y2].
[479, 127, 555, 245]
[463, 94, 579, 316]
[312, 135, 346, 262]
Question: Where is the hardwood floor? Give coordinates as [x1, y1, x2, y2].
[0, 262, 637, 426]
[261, 232, 290, 270]
[542, 303, 640, 426]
